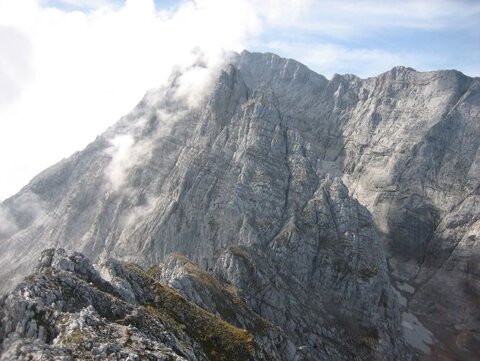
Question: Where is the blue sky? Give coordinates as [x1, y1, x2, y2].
[0, 0, 478, 200]
[42, 0, 480, 77]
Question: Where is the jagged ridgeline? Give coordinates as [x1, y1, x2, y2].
[0, 51, 479, 360]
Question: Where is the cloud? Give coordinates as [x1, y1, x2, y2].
[171, 49, 236, 108]
[0, 0, 478, 201]
[0, 190, 46, 237]
[102, 48, 243, 225]
[0, 0, 263, 200]
[262, 0, 480, 38]
[266, 41, 421, 78]
[105, 134, 137, 191]
[256, 1, 480, 78]
[41, 0, 122, 10]
[11, 190, 47, 223]
[0, 205, 18, 237]
[0, 26, 33, 105]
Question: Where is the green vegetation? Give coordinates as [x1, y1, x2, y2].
[359, 326, 379, 350]
[359, 266, 378, 280]
[127, 260, 257, 361]
[57, 327, 88, 345]
[208, 217, 216, 227]
[228, 245, 250, 259]
[147, 265, 162, 279]
[170, 253, 273, 334]
[24, 274, 38, 285]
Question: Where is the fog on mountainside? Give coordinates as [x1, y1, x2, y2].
[0, 51, 479, 360]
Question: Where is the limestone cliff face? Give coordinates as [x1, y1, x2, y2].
[0, 249, 285, 360]
[0, 51, 478, 359]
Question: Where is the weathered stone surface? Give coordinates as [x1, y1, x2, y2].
[0, 249, 276, 361]
[0, 51, 478, 359]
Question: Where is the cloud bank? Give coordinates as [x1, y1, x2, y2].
[0, 205, 18, 237]
[0, 190, 46, 238]
[0, 0, 478, 200]
[0, 0, 264, 200]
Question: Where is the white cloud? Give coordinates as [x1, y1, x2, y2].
[264, 0, 480, 38]
[102, 64, 212, 193]
[105, 134, 136, 191]
[0, 205, 18, 237]
[259, 1, 479, 79]
[0, 0, 478, 200]
[0, 26, 33, 105]
[0, 189, 46, 237]
[267, 41, 422, 79]
[42, 0, 122, 10]
[0, 0, 264, 200]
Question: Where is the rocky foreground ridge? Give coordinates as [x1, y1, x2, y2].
[0, 51, 479, 359]
[1, 248, 398, 360]
[0, 248, 273, 360]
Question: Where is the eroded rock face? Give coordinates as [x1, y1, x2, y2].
[0, 249, 282, 361]
[0, 51, 478, 359]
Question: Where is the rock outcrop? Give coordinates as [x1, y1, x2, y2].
[0, 51, 478, 359]
[0, 249, 286, 360]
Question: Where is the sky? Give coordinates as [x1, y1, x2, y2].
[0, 0, 479, 200]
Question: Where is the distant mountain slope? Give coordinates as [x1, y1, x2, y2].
[0, 51, 478, 359]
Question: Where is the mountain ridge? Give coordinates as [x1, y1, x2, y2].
[1, 50, 479, 360]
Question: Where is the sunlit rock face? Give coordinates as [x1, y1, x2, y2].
[0, 249, 287, 360]
[0, 51, 478, 360]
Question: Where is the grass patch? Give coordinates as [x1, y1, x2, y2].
[126, 261, 257, 361]
[359, 326, 379, 350]
[359, 266, 378, 280]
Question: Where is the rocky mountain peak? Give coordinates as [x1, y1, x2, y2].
[0, 51, 479, 360]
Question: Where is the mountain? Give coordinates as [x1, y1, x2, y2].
[0, 248, 290, 360]
[0, 51, 479, 360]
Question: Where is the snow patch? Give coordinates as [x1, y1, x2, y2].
[402, 311, 434, 354]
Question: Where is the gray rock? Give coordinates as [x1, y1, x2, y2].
[0, 50, 478, 359]
[0, 249, 274, 360]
